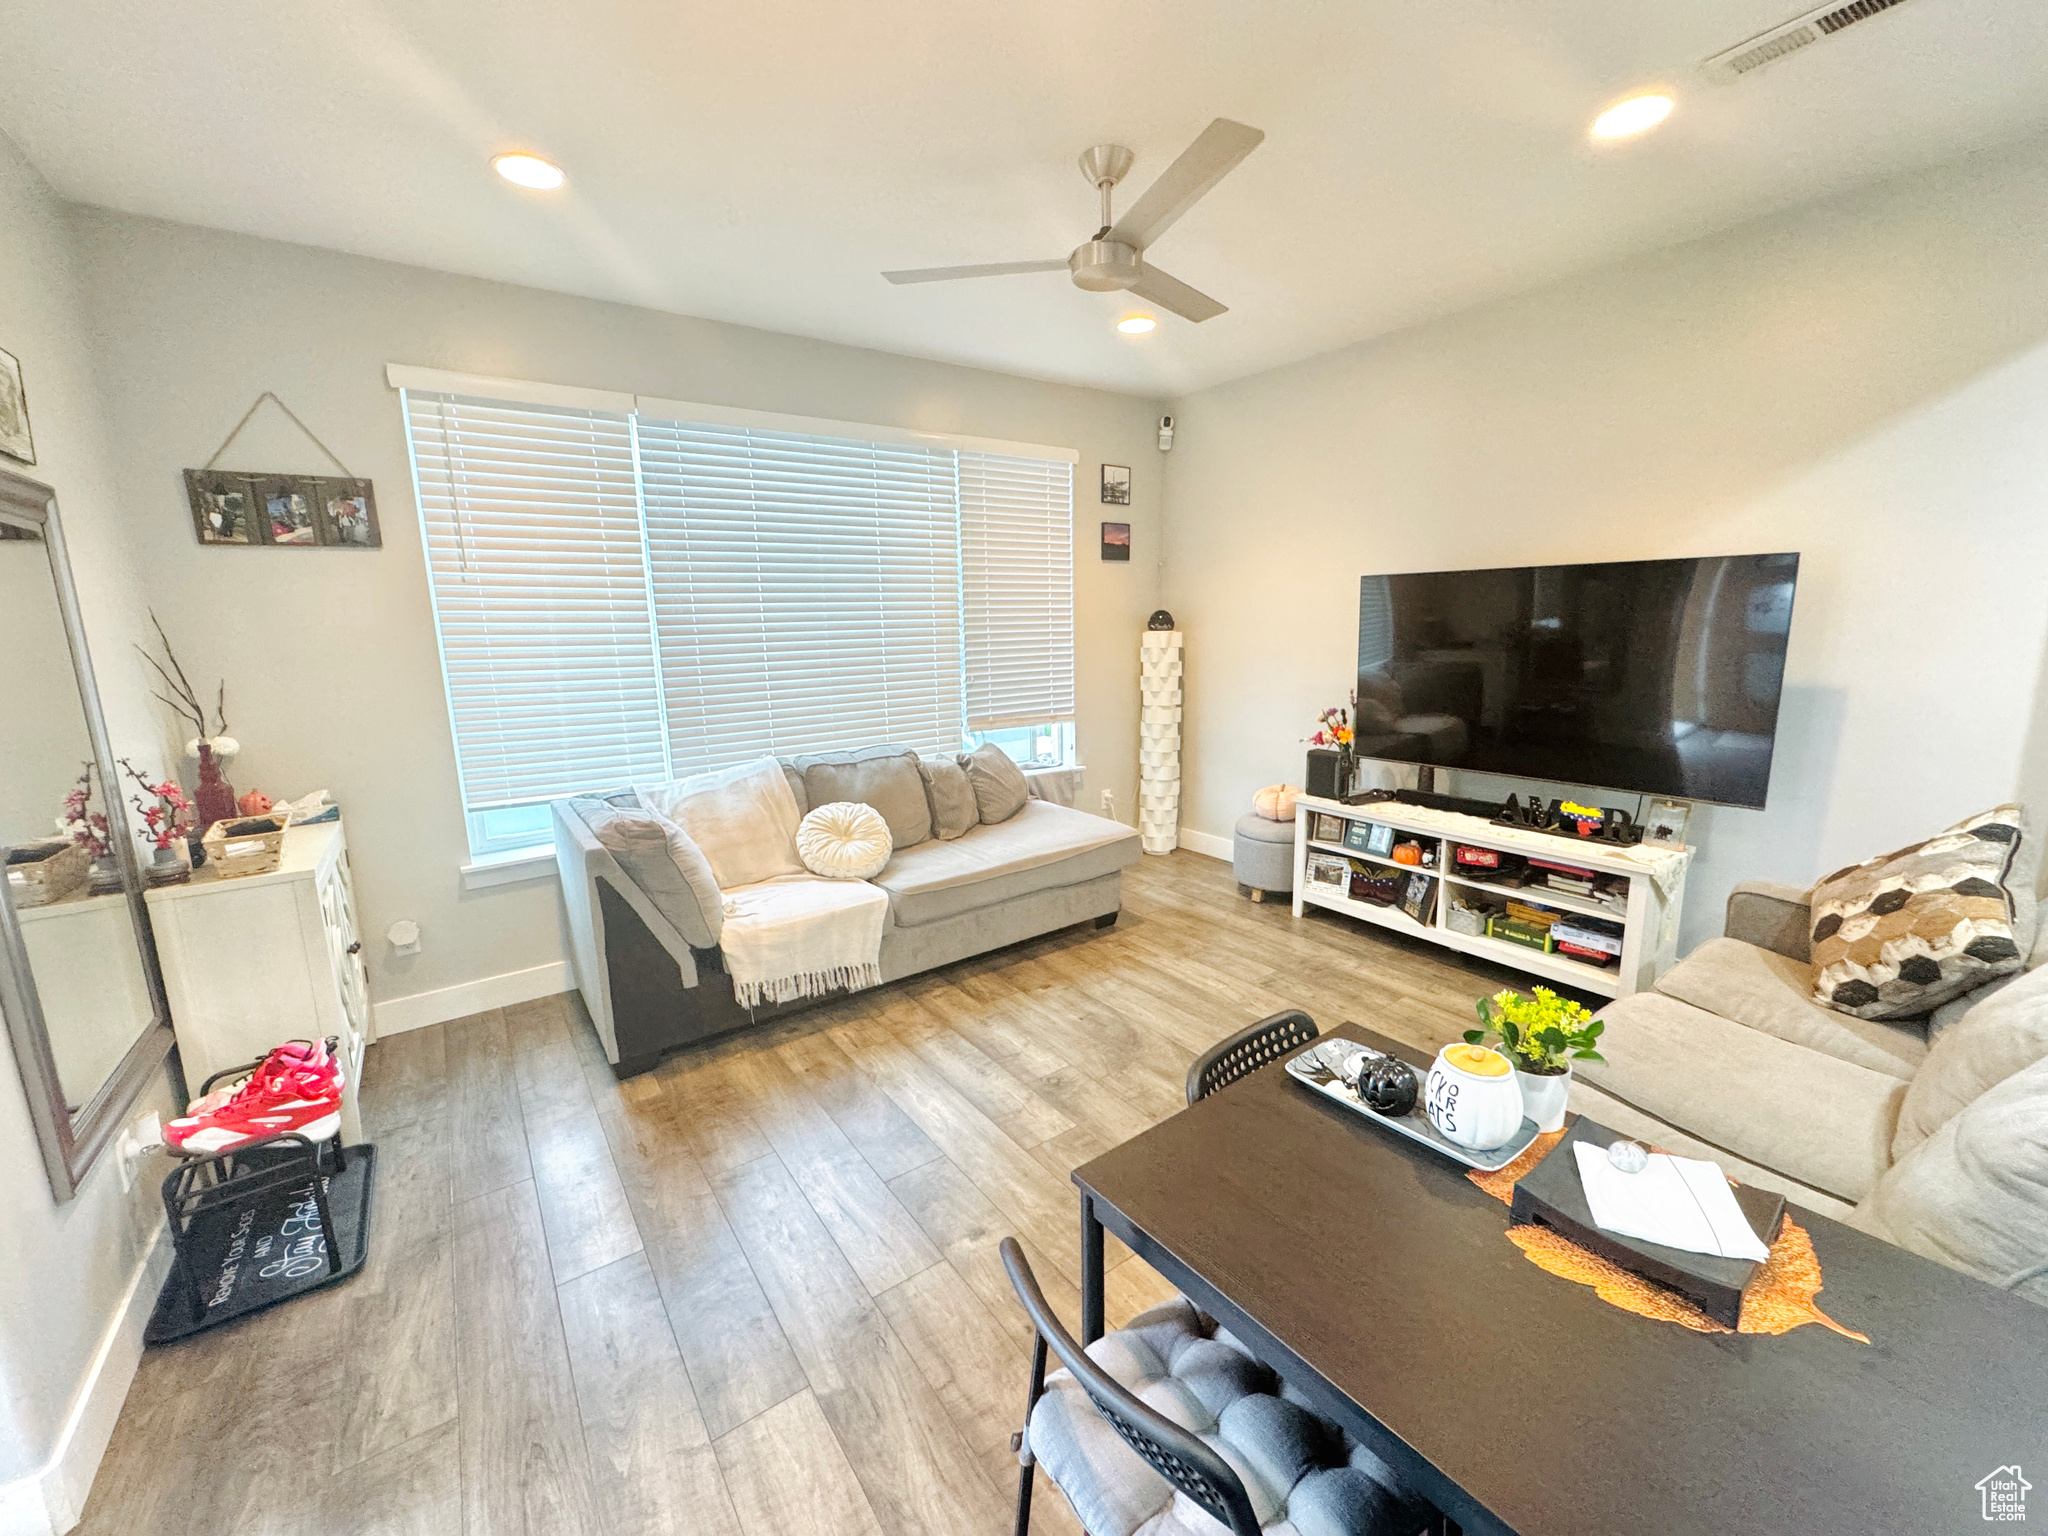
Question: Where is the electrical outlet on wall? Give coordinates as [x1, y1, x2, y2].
[115, 1112, 163, 1192]
[1101, 789, 1118, 822]
[387, 919, 422, 955]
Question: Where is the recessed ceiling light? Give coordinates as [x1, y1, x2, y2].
[1116, 315, 1157, 335]
[1590, 94, 1673, 142]
[492, 152, 565, 190]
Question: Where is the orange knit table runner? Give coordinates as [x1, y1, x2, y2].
[1466, 1131, 1868, 1343]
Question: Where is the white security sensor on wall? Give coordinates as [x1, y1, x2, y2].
[1158, 415, 1175, 451]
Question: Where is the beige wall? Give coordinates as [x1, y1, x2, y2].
[69, 209, 1166, 1010]
[1160, 130, 2048, 953]
[0, 132, 179, 1499]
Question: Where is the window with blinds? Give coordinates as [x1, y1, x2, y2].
[401, 384, 1076, 859]
[404, 392, 668, 848]
[960, 452, 1075, 732]
[637, 417, 965, 777]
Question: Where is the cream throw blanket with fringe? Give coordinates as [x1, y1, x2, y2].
[718, 872, 888, 1008]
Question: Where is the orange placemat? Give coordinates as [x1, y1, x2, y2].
[1467, 1132, 1868, 1342]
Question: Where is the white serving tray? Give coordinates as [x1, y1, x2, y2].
[1285, 1038, 1541, 1173]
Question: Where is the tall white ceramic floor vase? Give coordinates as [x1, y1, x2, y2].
[1139, 629, 1183, 855]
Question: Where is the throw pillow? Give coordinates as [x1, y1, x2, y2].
[638, 756, 803, 890]
[793, 747, 931, 850]
[795, 802, 893, 880]
[1808, 804, 2029, 1021]
[570, 798, 723, 948]
[1252, 784, 1301, 821]
[1891, 962, 2048, 1159]
[959, 742, 1029, 824]
[918, 755, 979, 840]
[1857, 1053, 2048, 1306]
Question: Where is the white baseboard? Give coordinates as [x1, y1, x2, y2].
[373, 959, 572, 1037]
[0, 1224, 171, 1536]
[1176, 827, 1233, 861]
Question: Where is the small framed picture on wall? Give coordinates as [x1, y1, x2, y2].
[1100, 463, 1131, 505]
[1100, 522, 1130, 561]
[0, 346, 36, 466]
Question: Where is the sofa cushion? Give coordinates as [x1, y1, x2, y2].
[637, 756, 803, 890]
[1575, 991, 1904, 1202]
[1856, 1054, 2048, 1306]
[793, 746, 931, 850]
[569, 798, 722, 949]
[1808, 804, 2030, 1021]
[917, 754, 979, 840]
[873, 801, 1139, 927]
[959, 741, 1030, 824]
[1564, 1079, 1857, 1222]
[1892, 962, 2048, 1159]
[1655, 937, 1925, 1080]
[795, 802, 892, 880]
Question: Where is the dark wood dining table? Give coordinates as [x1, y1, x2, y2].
[1071, 1023, 2048, 1536]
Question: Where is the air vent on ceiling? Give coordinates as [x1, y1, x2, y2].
[1702, 0, 1915, 82]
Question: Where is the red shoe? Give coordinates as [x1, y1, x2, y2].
[167, 1045, 344, 1155]
[182, 1039, 328, 1120]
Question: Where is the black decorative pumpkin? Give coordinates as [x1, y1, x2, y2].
[1147, 609, 1176, 631]
[1357, 1056, 1419, 1118]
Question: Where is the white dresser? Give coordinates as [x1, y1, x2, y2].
[144, 819, 371, 1143]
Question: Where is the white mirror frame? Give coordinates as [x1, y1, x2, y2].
[0, 467, 176, 1200]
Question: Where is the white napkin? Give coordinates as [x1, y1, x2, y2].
[1572, 1143, 1772, 1263]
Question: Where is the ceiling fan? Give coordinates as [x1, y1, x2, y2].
[882, 118, 1265, 323]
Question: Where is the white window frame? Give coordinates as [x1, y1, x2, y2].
[389, 365, 1081, 867]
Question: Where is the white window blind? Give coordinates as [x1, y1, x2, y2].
[960, 451, 1074, 732]
[636, 417, 966, 777]
[404, 391, 667, 809]
[1358, 574, 1395, 671]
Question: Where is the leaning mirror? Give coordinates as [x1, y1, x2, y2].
[0, 467, 174, 1199]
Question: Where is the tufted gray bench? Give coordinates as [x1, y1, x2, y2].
[1005, 1239, 1431, 1536]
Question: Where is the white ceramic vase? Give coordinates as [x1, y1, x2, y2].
[1515, 1064, 1571, 1134]
[1424, 1046, 1525, 1152]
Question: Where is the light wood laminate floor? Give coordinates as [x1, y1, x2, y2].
[81, 849, 1549, 1536]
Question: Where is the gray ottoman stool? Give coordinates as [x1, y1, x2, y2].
[1233, 813, 1295, 902]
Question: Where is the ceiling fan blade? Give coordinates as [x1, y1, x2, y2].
[1128, 264, 1227, 323]
[1108, 118, 1264, 251]
[882, 260, 1068, 285]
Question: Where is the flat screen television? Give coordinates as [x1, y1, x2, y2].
[1357, 553, 1799, 809]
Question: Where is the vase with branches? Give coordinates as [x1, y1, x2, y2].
[1305, 691, 1359, 796]
[137, 610, 238, 831]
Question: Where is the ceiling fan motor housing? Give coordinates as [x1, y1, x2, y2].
[1069, 239, 1142, 291]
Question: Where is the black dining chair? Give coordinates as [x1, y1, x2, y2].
[1001, 1237, 1263, 1536]
[1185, 1009, 1320, 1106]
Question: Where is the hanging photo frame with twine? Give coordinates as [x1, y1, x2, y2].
[183, 393, 379, 548]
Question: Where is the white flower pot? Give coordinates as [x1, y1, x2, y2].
[1424, 1046, 1525, 1152]
[1515, 1065, 1572, 1134]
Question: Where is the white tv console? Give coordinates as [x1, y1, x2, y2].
[1290, 793, 1687, 999]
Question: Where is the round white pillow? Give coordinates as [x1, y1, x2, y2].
[796, 801, 893, 879]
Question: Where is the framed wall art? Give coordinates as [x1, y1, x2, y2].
[185, 470, 380, 548]
[1100, 463, 1131, 505]
[0, 347, 35, 466]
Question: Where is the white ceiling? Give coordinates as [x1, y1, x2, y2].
[5, 0, 2048, 396]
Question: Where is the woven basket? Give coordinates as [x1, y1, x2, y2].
[200, 812, 293, 880]
[5, 840, 89, 908]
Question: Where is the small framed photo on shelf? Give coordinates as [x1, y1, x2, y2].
[1312, 813, 1346, 844]
[1643, 798, 1691, 849]
[1305, 853, 1349, 890]
[1100, 463, 1131, 505]
[1345, 821, 1395, 857]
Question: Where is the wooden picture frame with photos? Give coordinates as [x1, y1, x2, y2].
[185, 469, 380, 548]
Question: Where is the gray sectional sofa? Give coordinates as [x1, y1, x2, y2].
[1573, 878, 2048, 1306]
[554, 745, 1141, 1076]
